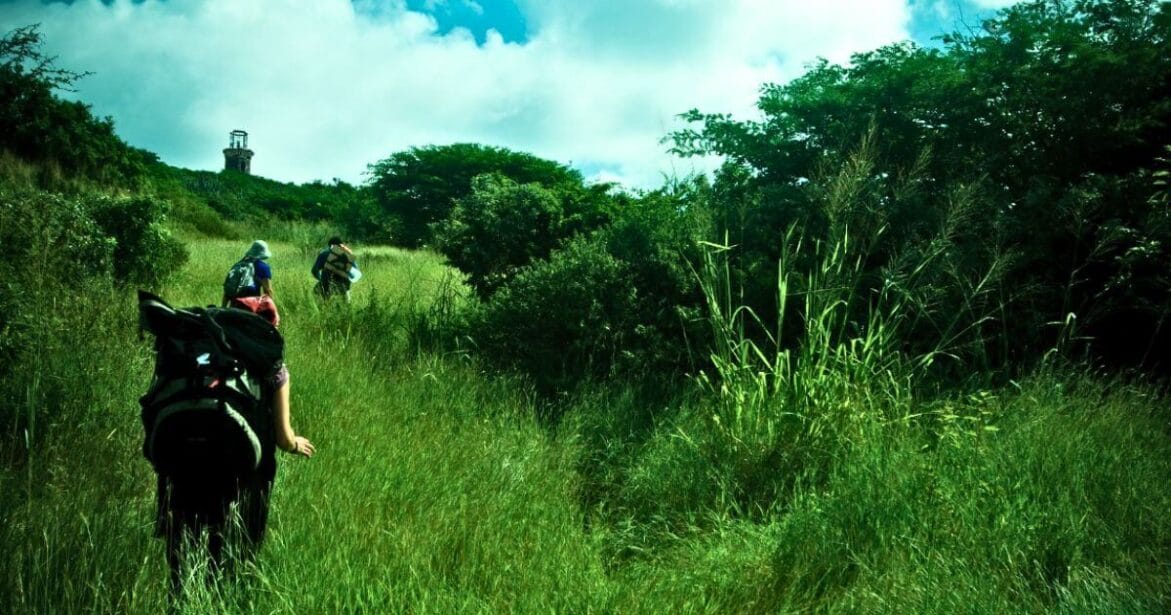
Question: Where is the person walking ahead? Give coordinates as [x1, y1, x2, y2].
[311, 236, 359, 301]
[138, 291, 314, 596]
[222, 240, 274, 307]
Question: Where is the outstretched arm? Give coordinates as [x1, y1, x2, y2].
[272, 375, 315, 457]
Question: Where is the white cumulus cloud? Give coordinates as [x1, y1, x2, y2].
[0, 0, 914, 188]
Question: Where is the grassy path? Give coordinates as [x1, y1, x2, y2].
[165, 239, 621, 611]
[2, 238, 612, 612]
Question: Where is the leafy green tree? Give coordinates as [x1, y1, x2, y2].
[452, 176, 712, 392]
[437, 173, 571, 299]
[366, 143, 586, 247]
[676, 0, 1170, 198]
[0, 25, 148, 187]
[671, 0, 1171, 372]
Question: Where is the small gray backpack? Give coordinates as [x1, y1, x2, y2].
[222, 258, 256, 299]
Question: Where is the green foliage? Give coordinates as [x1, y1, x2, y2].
[87, 194, 188, 286]
[592, 179, 712, 372]
[671, 0, 1171, 374]
[0, 188, 115, 281]
[0, 188, 186, 435]
[4, 235, 1171, 612]
[0, 189, 106, 393]
[437, 173, 574, 299]
[5, 5, 1171, 611]
[0, 25, 149, 189]
[579, 242, 1171, 609]
[367, 143, 587, 247]
[453, 177, 711, 392]
[474, 235, 638, 393]
[1153, 145, 1171, 206]
[611, 223, 909, 527]
[156, 165, 369, 236]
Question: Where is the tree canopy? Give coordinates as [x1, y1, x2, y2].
[670, 0, 1171, 371]
[0, 25, 150, 187]
[366, 143, 587, 247]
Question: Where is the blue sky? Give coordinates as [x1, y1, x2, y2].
[400, 0, 529, 44]
[1, 0, 1020, 188]
[399, 1, 1004, 50]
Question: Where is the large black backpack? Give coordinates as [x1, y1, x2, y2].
[137, 290, 284, 482]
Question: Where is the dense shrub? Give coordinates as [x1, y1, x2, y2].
[87, 194, 188, 285]
[597, 180, 712, 373]
[0, 189, 115, 281]
[438, 174, 578, 299]
[474, 235, 638, 393]
[0, 189, 186, 422]
[164, 167, 366, 231]
[457, 178, 712, 392]
[0, 189, 112, 439]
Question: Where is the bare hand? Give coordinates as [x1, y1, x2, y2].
[293, 436, 316, 458]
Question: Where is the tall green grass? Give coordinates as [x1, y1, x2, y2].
[564, 215, 1171, 611]
[0, 237, 606, 612]
[3, 233, 1170, 613]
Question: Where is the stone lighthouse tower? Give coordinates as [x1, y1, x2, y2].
[223, 129, 254, 174]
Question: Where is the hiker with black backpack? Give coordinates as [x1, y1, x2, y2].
[222, 239, 274, 307]
[138, 291, 314, 595]
[311, 236, 360, 302]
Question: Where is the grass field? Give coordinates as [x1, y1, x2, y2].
[3, 237, 1171, 613]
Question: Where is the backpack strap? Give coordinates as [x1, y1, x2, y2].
[200, 310, 232, 356]
[323, 251, 351, 279]
[143, 367, 259, 412]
